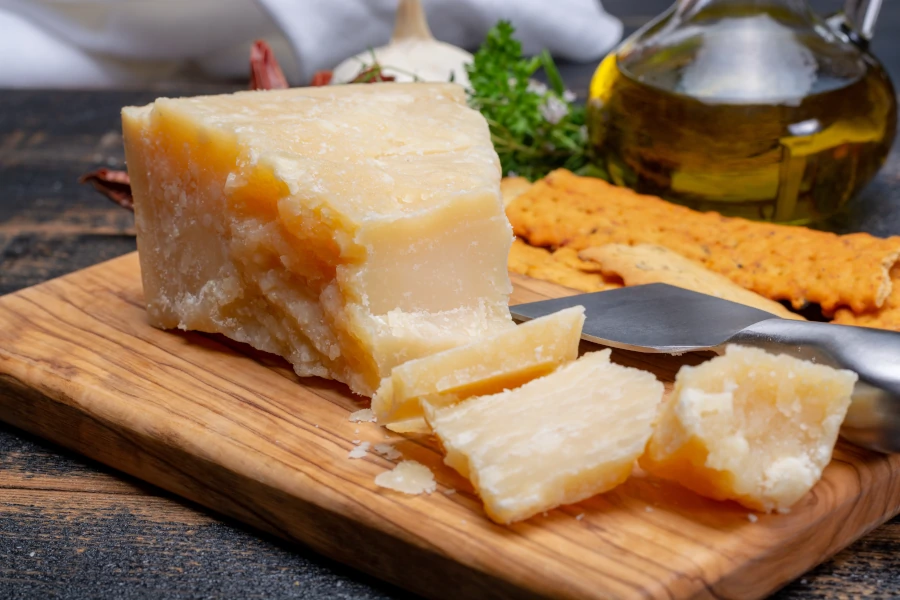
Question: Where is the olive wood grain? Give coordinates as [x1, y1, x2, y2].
[0, 252, 898, 600]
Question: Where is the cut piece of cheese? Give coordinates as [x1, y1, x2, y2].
[372, 306, 585, 424]
[427, 350, 664, 524]
[641, 345, 857, 512]
[122, 83, 514, 396]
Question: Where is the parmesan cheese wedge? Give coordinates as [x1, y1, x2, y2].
[372, 306, 585, 425]
[427, 350, 664, 524]
[641, 345, 857, 512]
[122, 84, 514, 396]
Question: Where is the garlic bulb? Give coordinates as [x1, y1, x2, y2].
[331, 0, 473, 88]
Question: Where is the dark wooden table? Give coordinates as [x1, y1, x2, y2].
[4, 2, 900, 598]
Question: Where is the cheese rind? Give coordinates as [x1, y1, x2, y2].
[641, 345, 857, 512]
[372, 306, 586, 424]
[122, 84, 514, 396]
[428, 350, 664, 524]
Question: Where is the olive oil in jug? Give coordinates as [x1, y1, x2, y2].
[587, 1, 897, 224]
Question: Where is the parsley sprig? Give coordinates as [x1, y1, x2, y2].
[466, 22, 597, 181]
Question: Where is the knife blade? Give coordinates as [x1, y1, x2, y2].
[510, 283, 900, 453]
[510, 283, 777, 354]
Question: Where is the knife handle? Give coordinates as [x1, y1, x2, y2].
[728, 319, 900, 453]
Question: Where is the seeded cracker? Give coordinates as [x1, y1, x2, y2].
[508, 238, 619, 293]
[506, 170, 900, 314]
[500, 176, 533, 207]
[833, 264, 900, 330]
[579, 244, 804, 320]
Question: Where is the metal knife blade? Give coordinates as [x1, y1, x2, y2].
[509, 283, 780, 354]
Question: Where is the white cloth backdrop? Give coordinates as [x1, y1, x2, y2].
[0, 0, 622, 88]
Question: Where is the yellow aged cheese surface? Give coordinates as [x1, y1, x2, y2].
[427, 350, 664, 524]
[122, 83, 514, 396]
[372, 306, 585, 425]
[641, 345, 857, 512]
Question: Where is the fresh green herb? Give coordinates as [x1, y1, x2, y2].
[466, 22, 598, 181]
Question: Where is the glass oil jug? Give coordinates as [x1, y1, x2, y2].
[588, 0, 897, 224]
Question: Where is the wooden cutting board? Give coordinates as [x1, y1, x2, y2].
[1, 252, 898, 600]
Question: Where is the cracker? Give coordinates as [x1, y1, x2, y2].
[832, 264, 900, 331]
[550, 247, 607, 275]
[507, 237, 552, 273]
[508, 238, 618, 293]
[500, 177, 533, 207]
[579, 244, 804, 321]
[507, 169, 900, 314]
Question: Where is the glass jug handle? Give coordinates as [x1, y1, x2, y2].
[827, 0, 883, 47]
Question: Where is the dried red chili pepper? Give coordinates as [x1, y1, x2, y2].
[311, 70, 333, 86]
[249, 39, 289, 91]
[78, 169, 134, 211]
[83, 40, 294, 207]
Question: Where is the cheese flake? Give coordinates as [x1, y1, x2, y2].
[372, 306, 585, 425]
[428, 350, 664, 524]
[372, 443, 402, 460]
[349, 409, 376, 423]
[348, 442, 370, 459]
[374, 461, 436, 495]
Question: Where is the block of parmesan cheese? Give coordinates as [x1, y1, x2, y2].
[427, 350, 664, 524]
[372, 306, 585, 425]
[121, 84, 514, 396]
[641, 345, 857, 512]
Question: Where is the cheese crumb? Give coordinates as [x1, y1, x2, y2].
[374, 461, 436, 495]
[348, 442, 370, 459]
[349, 409, 376, 423]
[372, 443, 402, 460]
[442, 488, 457, 496]
[748, 513, 759, 523]
[575, 513, 585, 521]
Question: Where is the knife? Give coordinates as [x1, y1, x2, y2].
[510, 283, 900, 453]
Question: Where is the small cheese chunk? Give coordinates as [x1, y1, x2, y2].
[372, 443, 402, 460]
[349, 409, 376, 423]
[641, 345, 857, 512]
[122, 84, 514, 397]
[374, 461, 437, 495]
[427, 350, 663, 524]
[372, 306, 585, 424]
[348, 442, 370, 459]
